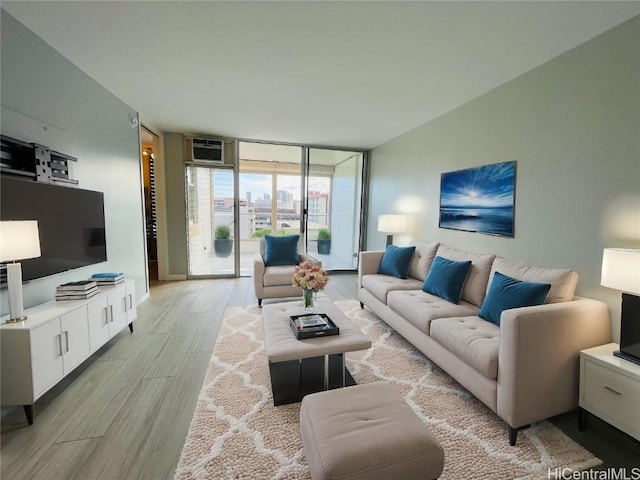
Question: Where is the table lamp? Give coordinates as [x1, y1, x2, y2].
[601, 247, 640, 364]
[378, 214, 406, 247]
[0, 220, 41, 323]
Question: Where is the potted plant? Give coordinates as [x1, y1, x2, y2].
[317, 228, 331, 255]
[213, 225, 233, 257]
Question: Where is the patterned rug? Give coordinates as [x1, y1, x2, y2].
[174, 300, 601, 479]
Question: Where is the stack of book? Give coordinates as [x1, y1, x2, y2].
[56, 280, 99, 301]
[90, 272, 125, 286]
[290, 313, 340, 339]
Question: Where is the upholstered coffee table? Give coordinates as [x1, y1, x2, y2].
[263, 298, 371, 405]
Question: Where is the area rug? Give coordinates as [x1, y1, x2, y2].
[174, 300, 601, 480]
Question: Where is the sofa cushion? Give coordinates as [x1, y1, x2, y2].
[422, 256, 472, 304]
[430, 317, 500, 379]
[489, 257, 578, 303]
[378, 245, 416, 279]
[408, 241, 440, 281]
[388, 290, 479, 334]
[361, 275, 424, 304]
[479, 272, 551, 325]
[264, 234, 300, 266]
[263, 265, 298, 287]
[435, 245, 496, 307]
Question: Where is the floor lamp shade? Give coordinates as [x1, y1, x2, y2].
[378, 215, 406, 247]
[0, 221, 42, 322]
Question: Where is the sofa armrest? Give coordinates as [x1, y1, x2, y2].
[497, 297, 611, 428]
[358, 251, 385, 288]
[300, 253, 322, 267]
[253, 254, 266, 297]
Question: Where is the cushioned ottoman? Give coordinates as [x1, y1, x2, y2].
[300, 382, 445, 480]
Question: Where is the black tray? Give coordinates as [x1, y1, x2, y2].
[290, 313, 339, 339]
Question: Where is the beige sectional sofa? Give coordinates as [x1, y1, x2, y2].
[358, 241, 612, 445]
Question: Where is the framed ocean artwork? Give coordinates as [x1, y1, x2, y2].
[439, 161, 516, 238]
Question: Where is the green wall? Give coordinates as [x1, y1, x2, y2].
[1, 11, 147, 311]
[164, 133, 188, 277]
[368, 16, 640, 341]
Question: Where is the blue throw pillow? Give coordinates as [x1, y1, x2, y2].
[263, 234, 300, 266]
[378, 245, 416, 279]
[422, 256, 472, 304]
[479, 271, 551, 326]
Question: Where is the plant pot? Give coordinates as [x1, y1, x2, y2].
[214, 238, 233, 258]
[317, 239, 331, 255]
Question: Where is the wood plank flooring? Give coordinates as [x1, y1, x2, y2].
[1, 273, 638, 479]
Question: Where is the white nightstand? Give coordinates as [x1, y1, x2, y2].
[579, 343, 640, 441]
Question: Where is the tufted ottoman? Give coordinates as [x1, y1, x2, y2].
[300, 382, 445, 480]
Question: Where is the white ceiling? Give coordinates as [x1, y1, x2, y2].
[3, 1, 639, 150]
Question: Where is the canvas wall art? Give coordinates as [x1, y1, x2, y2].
[439, 161, 516, 237]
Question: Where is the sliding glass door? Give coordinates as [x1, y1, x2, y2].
[306, 149, 363, 270]
[186, 164, 236, 276]
[231, 141, 365, 275]
[237, 143, 303, 275]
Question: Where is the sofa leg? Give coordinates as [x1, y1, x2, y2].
[258, 299, 262, 307]
[508, 424, 530, 446]
[359, 302, 364, 309]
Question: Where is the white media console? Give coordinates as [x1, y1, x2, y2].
[0, 279, 136, 424]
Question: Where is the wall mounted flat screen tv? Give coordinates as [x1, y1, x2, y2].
[1, 175, 107, 283]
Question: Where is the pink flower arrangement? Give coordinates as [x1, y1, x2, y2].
[292, 261, 329, 292]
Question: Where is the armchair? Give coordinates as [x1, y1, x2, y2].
[253, 237, 321, 306]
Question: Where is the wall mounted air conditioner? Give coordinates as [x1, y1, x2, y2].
[185, 137, 224, 164]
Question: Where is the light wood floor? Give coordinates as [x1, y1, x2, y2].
[0, 274, 356, 480]
[1, 273, 638, 479]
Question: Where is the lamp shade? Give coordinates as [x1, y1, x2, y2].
[601, 248, 640, 295]
[0, 220, 41, 262]
[378, 215, 406, 234]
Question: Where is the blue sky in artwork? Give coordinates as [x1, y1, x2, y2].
[440, 161, 515, 208]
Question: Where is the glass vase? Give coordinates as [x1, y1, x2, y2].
[302, 288, 315, 312]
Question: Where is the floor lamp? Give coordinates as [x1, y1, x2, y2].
[0, 220, 41, 323]
[377, 215, 406, 247]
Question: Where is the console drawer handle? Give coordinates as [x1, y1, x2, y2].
[604, 385, 621, 396]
